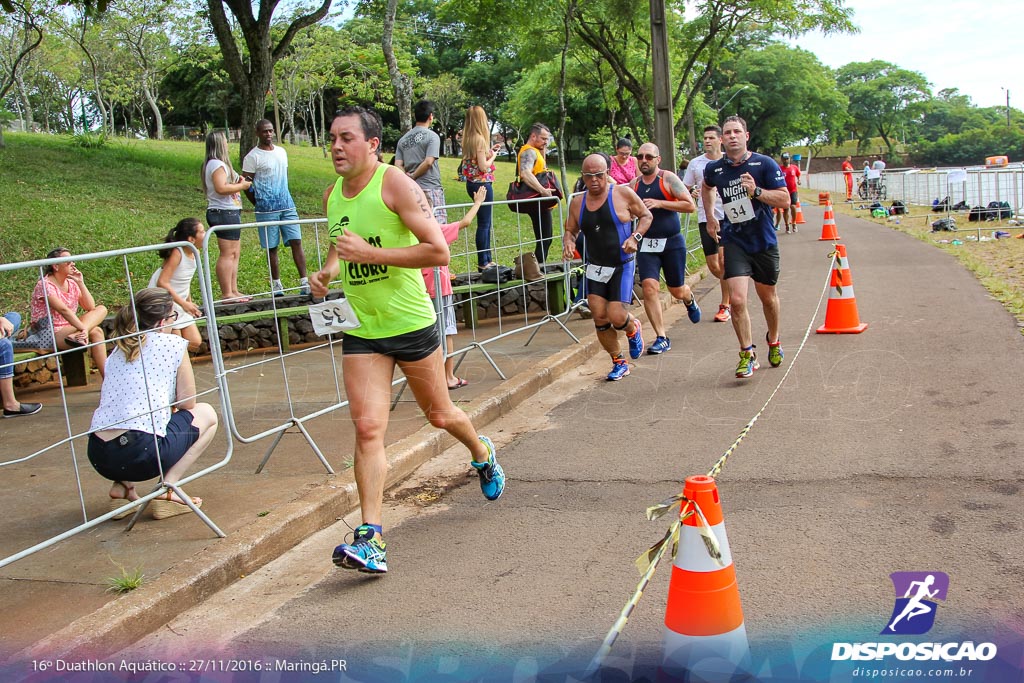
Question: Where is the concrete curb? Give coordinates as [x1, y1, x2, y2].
[15, 318, 607, 663]
[16, 273, 707, 663]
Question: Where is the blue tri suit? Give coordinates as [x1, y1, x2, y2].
[577, 187, 636, 304]
[634, 171, 688, 288]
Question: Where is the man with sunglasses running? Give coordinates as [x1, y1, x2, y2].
[562, 153, 653, 381]
[628, 142, 700, 355]
[701, 116, 789, 378]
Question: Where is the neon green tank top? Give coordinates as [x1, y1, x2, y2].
[327, 164, 436, 339]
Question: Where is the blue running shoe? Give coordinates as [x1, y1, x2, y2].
[685, 297, 701, 323]
[648, 336, 671, 355]
[333, 525, 387, 573]
[472, 436, 505, 501]
[607, 358, 630, 381]
[627, 318, 645, 359]
[735, 347, 759, 379]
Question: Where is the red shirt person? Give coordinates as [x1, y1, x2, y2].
[775, 153, 801, 232]
[841, 155, 854, 200]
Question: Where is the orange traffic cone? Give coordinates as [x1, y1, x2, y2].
[817, 243, 868, 334]
[794, 201, 806, 225]
[661, 475, 749, 679]
[819, 202, 840, 241]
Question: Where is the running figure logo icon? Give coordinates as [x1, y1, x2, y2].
[882, 572, 949, 635]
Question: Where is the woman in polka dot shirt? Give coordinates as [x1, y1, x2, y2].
[87, 288, 219, 520]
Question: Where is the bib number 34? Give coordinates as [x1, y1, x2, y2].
[723, 195, 755, 223]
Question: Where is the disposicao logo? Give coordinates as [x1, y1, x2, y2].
[831, 571, 998, 662]
[883, 571, 948, 635]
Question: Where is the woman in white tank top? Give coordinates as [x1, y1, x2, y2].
[149, 218, 205, 351]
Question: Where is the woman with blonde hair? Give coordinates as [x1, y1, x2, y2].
[87, 288, 218, 520]
[460, 105, 502, 270]
[202, 131, 251, 302]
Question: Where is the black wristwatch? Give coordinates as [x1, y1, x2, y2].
[752, 187, 763, 198]
[632, 231, 644, 243]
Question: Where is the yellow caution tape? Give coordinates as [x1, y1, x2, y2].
[587, 245, 840, 675]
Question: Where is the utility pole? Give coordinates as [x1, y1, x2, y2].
[1005, 88, 1011, 128]
[649, 0, 676, 172]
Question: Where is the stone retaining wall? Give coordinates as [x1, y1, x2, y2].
[13, 277, 555, 388]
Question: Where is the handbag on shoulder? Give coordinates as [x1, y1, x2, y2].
[506, 171, 563, 214]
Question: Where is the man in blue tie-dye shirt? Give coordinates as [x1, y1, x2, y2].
[243, 119, 310, 297]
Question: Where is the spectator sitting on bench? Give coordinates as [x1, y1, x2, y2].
[1, 312, 42, 418]
[12, 247, 108, 378]
[87, 288, 219, 520]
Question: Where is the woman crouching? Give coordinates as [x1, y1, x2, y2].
[87, 288, 218, 520]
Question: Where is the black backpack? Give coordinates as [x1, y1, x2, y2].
[480, 264, 514, 283]
[931, 218, 956, 232]
[969, 206, 984, 222]
[998, 202, 1012, 219]
[890, 200, 907, 215]
[952, 200, 969, 211]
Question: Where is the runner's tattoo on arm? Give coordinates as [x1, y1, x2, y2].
[665, 173, 688, 199]
[520, 149, 536, 175]
[412, 184, 433, 219]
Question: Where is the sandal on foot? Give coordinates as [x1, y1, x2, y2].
[108, 482, 138, 520]
[64, 335, 87, 348]
[151, 491, 203, 520]
[448, 378, 469, 390]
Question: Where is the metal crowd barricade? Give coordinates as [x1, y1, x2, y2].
[444, 194, 578, 375]
[0, 244, 234, 569]
[201, 217, 345, 475]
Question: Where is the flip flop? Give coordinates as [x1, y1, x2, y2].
[448, 378, 469, 390]
[151, 491, 203, 519]
[63, 335, 87, 348]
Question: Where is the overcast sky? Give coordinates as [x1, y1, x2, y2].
[789, 0, 1021, 111]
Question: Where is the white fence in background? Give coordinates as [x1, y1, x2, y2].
[807, 165, 1024, 212]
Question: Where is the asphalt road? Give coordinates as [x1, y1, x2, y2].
[117, 210, 1024, 682]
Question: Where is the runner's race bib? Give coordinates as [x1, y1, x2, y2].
[641, 237, 667, 253]
[723, 195, 755, 224]
[309, 298, 361, 336]
[585, 263, 616, 283]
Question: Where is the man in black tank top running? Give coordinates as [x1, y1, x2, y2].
[629, 142, 701, 355]
[562, 153, 653, 381]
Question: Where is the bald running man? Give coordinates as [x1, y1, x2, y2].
[629, 142, 700, 355]
[562, 154, 653, 381]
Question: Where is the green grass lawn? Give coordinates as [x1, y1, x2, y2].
[2, 133, 704, 316]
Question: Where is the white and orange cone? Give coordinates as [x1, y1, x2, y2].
[819, 202, 840, 241]
[794, 201, 806, 225]
[661, 475, 749, 680]
[817, 243, 868, 334]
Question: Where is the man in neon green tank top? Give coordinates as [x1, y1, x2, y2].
[310, 106, 505, 575]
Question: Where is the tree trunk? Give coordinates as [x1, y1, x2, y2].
[205, 0, 331, 160]
[382, 0, 412, 132]
[239, 90, 269, 161]
[556, 0, 577, 183]
[15, 72, 33, 131]
[141, 79, 163, 140]
[319, 90, 327, 158]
